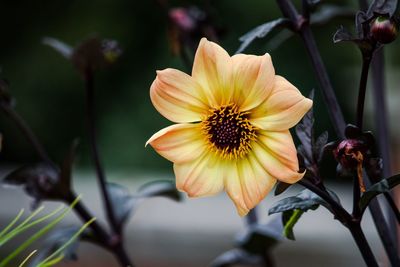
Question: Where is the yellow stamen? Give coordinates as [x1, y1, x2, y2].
[201, 104, 257, 160]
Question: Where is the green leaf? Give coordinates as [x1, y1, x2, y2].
[282, 209, 304, 240]
[0, 196, 81, 267]
[137, 180, 182, 202]
[359, 174, 400, 213]
[236, 18, 290, 53]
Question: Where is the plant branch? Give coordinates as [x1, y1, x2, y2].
[0, 103, 56, 168]
[384, 192, 400, 224]
[277, 0, 346, 138]
[352, 172, 362, 217]
[356, 53, 372, 131]
[276, 0, 399, 265]
[297, 179, 351, 223]
[348, 222, 379, 267]
[65, 191, 135, 267]
[83, 68, 120, 235]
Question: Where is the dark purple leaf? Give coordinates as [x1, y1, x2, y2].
[367, 0, 398, 17]
[236, 18, 290, 53]
[137, 180, 182, 201]
[274, 181, 292, 196]
[314, 131, 328, 163]
[106, 182, 136, 229]
[210, 249, 264, 267]
[359, 174, 400, 213]
[2, 163, 69, 203]
[42, 37, 73, 59]
[28, 226, 82, 266]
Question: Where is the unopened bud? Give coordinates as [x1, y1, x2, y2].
[334, 139, 366, 169]
[371, 16, 398, 44]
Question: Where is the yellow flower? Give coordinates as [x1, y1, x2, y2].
[146, 38, 313, 216]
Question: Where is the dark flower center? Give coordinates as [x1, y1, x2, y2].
[202, 104, 257, 159]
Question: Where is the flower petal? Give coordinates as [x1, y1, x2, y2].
[192, 38, 232, 106]
[231, 53, 275, 111]
[150, 68, 210, 123]
[173, 153, 224, 197]
[253, 130, 304, 183]
[225, 156, 277, 216]
[146, 124, 206, 164]
[250, 76, 313, 131]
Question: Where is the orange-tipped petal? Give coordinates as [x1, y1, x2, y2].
[225, 156, 277, 216]
[231, 53, 275, 111]
[250, 76, 313, 131]
[146, 124, 206, 164]
[150, 68, 210, 123]
[173, 153, 224, 197]
[192, 38, 232, 106]
[253, 130, 304, 184]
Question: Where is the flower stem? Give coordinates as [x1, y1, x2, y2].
[0, 103, 54, 166]
[298, 179, 379, 266]
[65, 192, 135, 267]
[83, 67, 120, 235]
[371, 47, 400, 226]
[347, 222, 379, 267]
[245, 208, 258, 226]
[277, 0, 346, 138]
[298, 180, 351, 223]
[356, 53, 372, 131]
[275, 0, 397, 264]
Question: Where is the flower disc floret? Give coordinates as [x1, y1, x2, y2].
[202, 104, 257, 159]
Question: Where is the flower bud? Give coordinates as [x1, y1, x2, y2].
[371, 16, 398, 44]
[334, 139, 366, 169]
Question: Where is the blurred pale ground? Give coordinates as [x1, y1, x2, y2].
[0, 172, 391, 267]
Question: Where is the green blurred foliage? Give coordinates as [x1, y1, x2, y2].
[0, 0, 399, 173]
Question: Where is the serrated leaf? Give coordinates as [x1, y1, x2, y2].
[28, 226, 80, 266]
[344, 124, 361, 139]
[42, 37, 73, 59]
[210, 248, 264, 267]
[236, 218, 281, 255]
[311, 5, 355, 25]
[137, 180, 182, 201]
[295, 108, 314, 163]
[333, 26, 357, 43]
[274, 181, 292, 196]
[269, 189, 326, 215]
[359, 174, 400, 213]
[367, 0, 398, 17]
[333, 26, 373, 51]
[314, 131, 328, 163]
[2, 163, 68, 202]
[106, 183, 135, 229]
[236, 18, 290, 53]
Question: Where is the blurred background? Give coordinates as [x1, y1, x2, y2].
[0, 0, 399, 266]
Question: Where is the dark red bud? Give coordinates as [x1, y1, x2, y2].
[334, 139, 366, 169]
[371, 16, 398, 44]
[169, 8, 196, 31]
